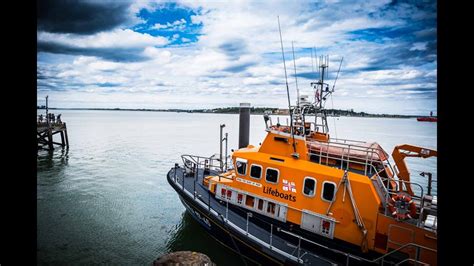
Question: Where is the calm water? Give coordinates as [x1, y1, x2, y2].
[37, 110, 437, 265]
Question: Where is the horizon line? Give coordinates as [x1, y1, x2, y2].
[37, 106, 433, 118]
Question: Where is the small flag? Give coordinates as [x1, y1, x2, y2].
[282, 179, 296, 192]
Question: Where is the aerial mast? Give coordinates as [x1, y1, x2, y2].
[291, 41, 300, 107]
[277, 16, 298, 157]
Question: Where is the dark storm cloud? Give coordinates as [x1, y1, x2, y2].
[96, 82, 121, 87]
[218, 39, 248, 59]
[268, 80, 285, 86]
[402, 87, 436, 92]
[295, 72, 319, 80]
[365, 42, 436, 70]
[400, 87, 437, 98]
[222, 61, 257, 73]
[37, 0, 132, 35]
[37, 41, 149, 62]
[204, 73, 229, 79]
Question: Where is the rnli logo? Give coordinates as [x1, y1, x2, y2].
[282, 179, 296, 192]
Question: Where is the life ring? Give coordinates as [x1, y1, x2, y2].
[388, 192, 417, 220]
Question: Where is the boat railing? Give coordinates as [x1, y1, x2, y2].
[369, 165, 391, 201]
[328, 137, 372, 145]
[341, 163, 433, 230]
[306, 139, 388, 177]
[277, 226, 436, 265]
[379, 177, 438, 229]
[392, 164, 436, 195]
[181, 154, 225, 175]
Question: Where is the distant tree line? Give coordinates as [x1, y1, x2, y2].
[37, 106, 417, 118]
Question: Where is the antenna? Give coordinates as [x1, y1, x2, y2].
[291, 41, 300, 107]
[326, 55, 329, 80]
[277, 16, 298, 157]
[314, 47, 319, 80]
[319, 54, 323, 81]
[332, 57, 344, 92]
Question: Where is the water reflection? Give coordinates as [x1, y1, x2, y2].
[165, 211, 255, 266]
[37, 148, 69, 186]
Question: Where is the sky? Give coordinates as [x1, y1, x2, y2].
[37, 0, 437, 115]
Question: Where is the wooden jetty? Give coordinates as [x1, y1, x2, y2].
[37, 96, 69, 151]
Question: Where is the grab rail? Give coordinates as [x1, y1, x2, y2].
[306, 140, 388, 177]
[181, 154, 224, 174]
[278, 227, 436, 265]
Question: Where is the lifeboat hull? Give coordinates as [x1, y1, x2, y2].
[166, 167, 342, 265]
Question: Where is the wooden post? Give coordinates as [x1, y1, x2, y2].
[63, 123, 69, 147]
[60, 131, 65, 147]
[47, 128, 53, 150]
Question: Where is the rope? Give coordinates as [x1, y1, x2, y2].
[345, 172, 369, 252]
[326, 170, 369, 252]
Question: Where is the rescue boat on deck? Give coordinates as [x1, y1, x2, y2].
[167, 48, 437, 266]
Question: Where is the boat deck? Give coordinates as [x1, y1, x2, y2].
[168, 166, 341, 265]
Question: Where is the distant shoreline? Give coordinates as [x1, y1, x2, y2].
[37, 106, 431, 119]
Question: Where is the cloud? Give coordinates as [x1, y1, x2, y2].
[151, 18, 187, 30]
[37, 0, 133, 35]
[222, 61, 257, 73]
[37, 29, 169, 62]
[218, 39, 248, 59]
[37, 0, 437, 115]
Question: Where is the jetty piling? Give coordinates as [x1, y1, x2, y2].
[239, 103, 251, 148]
[37, 96, 69, 151]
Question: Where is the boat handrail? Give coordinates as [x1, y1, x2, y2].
[307, 142, 387, 177]
[308, 137, 387, 152]
[278, 227, 436, 265]
[306, 141, 426, 203]
[181, 154, 225, 173]
[328, 137, 373, 145]
[380, 176, 428, 209]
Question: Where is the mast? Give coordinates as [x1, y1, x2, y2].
[309, 54, 340, 134]
[291, 41, 300, 107]
[277, 16, 298, 157]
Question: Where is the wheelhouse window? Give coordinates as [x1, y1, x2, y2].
[250, 164, 262, 179]
[235, 158, 247, 175]
[322, 181, 336, 202]
[303, 177, 317, 197]
[265, 168, 279, 184]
